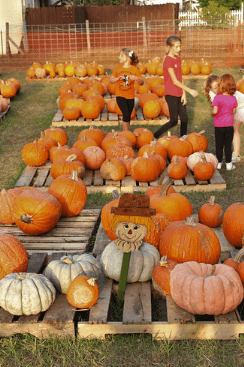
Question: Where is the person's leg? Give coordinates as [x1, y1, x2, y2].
[225, 126, 234, 163]
[232, 118, 241, 157]
[178, 101, 188, 137]
[116, 97, 134, 131]
[154, 95, 179, 139]
[215, 126, 224, 163]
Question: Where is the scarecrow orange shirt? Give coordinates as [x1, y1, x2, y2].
[112, 65, 141, 99]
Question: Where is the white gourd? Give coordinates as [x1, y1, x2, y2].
[100, 241, 160, 283]
[43, 253, 101, 294]
[0, 273, 56, 316]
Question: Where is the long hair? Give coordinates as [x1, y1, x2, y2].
[204, 74, 219, 102]
[121, 48, 139, 66]
[218, 74, 236, 95]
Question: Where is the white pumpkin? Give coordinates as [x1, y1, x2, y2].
[43, 254, 101, 294]
[187, 151, 218, 171]
[100, 241, 160, 283]
[0, 273, 56, 316]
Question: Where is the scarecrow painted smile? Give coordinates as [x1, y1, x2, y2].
[114, 222, 148, 243]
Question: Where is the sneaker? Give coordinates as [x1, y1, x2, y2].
[232, 152, 241, 163]
[226, 162, 236, 171]
[217, 162, 222, 169]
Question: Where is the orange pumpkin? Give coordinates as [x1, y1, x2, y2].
[14, 189, 62, 235]
[44, 127, 68, 146]
[222, 202, 244, 247]
[167, 137, 193, 160]
[223, 246, 244, 283]
[150, 179, 193, 221]
[50, 154, 85, 179]
[131, 152, 161, 182]
[152, 256, 178, 296]
[106, 144, 135, 159]
[185, 130, 208, 152]
[159, 216, 221, 265]
[167, 158, 187, 180]
[48, 170, 87, 217]
[81, 100, 101, 119]
[63, 106, 80, 121]
[134, 128, 154, 149]
[143, 100, 161, 119]
[144, 213, 172, 249]
[0, 234, 28, 280]
[66, 275, 99, 309]
[73, 135, 98, 152]
[77, 127, 105, 147]
[0, 189, 21, 224]
[193, 153, 215, 181]
[21, 141, 48, 167]
[82, 146, 106, 169]
[100, 158, 126, 181]
[198, 196, 224, 228]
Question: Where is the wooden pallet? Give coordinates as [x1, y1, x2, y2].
[0, 208, 101, 254]
[0, 105, 10, 122]
[14, 161, 226, 194]
[76, 223, 244, 340]
[0, 252, 77, 338]
[52, 106, 169, 127]
[25, 75, 105, 82]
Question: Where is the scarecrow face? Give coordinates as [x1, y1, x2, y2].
[114, 222, 147, 243]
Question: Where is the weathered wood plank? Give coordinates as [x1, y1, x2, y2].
[92, 222, 110, 258]
[33, 168, 50, 187]
[82, 170, 93, 186]
[15, 166, 37, 187]
[89, 274, 113, 324]
[123, 282, 152, 324]
[166, 295, 195, 324]
[27, 252, 48, 273]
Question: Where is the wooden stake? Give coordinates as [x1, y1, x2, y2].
[117, 252, 131, 302]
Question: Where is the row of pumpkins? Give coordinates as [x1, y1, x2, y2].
[57, 75, 170, 121]
[20, 125, 219, 185]
[26, 61, 106, 79]
[0, 77, 21, 112]
[26, 57, 213, 79]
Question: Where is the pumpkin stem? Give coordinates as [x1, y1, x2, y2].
[233, 247, 244, 263]
[70, 170, 79, 181]
[20, 214, 33, 224]
[143, 152, 150, 158]
[62, 257, 73, 265]
[16, 275, 25, 281]
[200, 152, 207, 163]
[204, 265, 216, 278]
[184, 215, 197, 227]
[198, 130, 205, 136]
[66, 154, 77, 162]
[159, 256, 170, 267]
[208, 196, 215, 206]
[158, 178, 174, 196]
[87, 278, 96, 287]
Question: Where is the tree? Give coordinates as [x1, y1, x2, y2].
[201, 1, 229, 18]
[198, 0, 242, 11]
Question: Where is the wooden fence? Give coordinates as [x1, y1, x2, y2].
[26, 4, 179, 26]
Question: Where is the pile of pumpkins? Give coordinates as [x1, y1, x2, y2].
[0, 77, 21, 112]
[20, 126, 219, 191]
[57, 74, 170, 121]
[0, 233, 101, 314]
[137, 56, 212, 76]
[26, 61, 105, 79]
[101, 188, 244, 316]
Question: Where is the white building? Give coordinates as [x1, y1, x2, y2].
[135, 0, 183, 10]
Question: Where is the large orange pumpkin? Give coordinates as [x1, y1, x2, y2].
[77, 127, 105, 147]
[44, 127, 68, 146]
[21, 141, 48, 167]
[0, 234, 28, 280]
[48, 170, 87, 217]
[14, 189, 62, 235]
[0, 188, 21, 224]
[131, 153, 161, 182]
[159, 216, 221, 265]
[185, 130, 208, 152]
[50, 154, 85, 179]
[222, 202, 244, 247]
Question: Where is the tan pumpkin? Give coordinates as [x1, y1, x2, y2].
[100, 158, 126, 181]
[82, 146, 106, 169]
[170, 262, 243, 315]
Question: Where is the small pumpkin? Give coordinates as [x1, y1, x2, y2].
[77, 127, 105, 147]
[100, 158, 126, 181]
[152, 256, 178, 296]
[193, 152, 215, 181]
[66, 275, 99, 309]
[44, 253, 101, 293]
[185, 130, 208, 152]
[50, 154, 85, 179]
[21, 141, 48, 167]
[83, 146, 106, 169]
[167, 156, 187, 180]
[0, 273, 56, 315]
[198, 196, 224, 228]
[131, 152, 161, 182]
[44, 127, 68, 146]
[170, 262, 243, 315]
[223, 245, 244, 283]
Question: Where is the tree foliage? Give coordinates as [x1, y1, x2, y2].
[198, 0, 242, 11]
[201, 1, 230, 18]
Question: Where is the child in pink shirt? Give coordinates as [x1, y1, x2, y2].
[211, 74, 237, 170]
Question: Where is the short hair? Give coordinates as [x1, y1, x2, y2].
[218, 74, 236, 95]
[166, 35, 181, 46]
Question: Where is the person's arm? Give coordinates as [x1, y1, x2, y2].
[211, 106, 218, 116]
[181, 90, 187, 105]
[168, 68, 199, 98]
[128, 74, 144, 85]
[109, 75, 122, 84]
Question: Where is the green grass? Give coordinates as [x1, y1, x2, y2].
[0, 68, 244, 366]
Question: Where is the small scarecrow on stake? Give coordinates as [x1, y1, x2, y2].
[109, 193, 157, 301]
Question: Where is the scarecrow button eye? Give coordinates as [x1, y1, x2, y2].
[124, 224, 129, 229]
[134, 226, 138, 230]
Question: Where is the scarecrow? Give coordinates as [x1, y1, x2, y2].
[100, 193, 160, 301]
